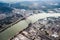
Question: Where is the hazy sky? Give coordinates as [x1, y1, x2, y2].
[0, 0, 39, 3]
[0, 0, 57, 3]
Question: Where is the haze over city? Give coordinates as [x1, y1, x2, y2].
[0, 0, 60, 40]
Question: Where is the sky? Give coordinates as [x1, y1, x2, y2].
[0, 0, 58, 3]
[0, 0, 39, 3]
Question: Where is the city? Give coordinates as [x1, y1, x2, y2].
[0, 0, 60, 40]
[11, 17, 60, 40]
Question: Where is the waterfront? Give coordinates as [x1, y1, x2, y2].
[0, 13, 60, 40]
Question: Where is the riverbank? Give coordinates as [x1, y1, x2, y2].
[0, 13, 60, 40]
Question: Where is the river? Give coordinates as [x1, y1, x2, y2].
[0, 13, 60, 40]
